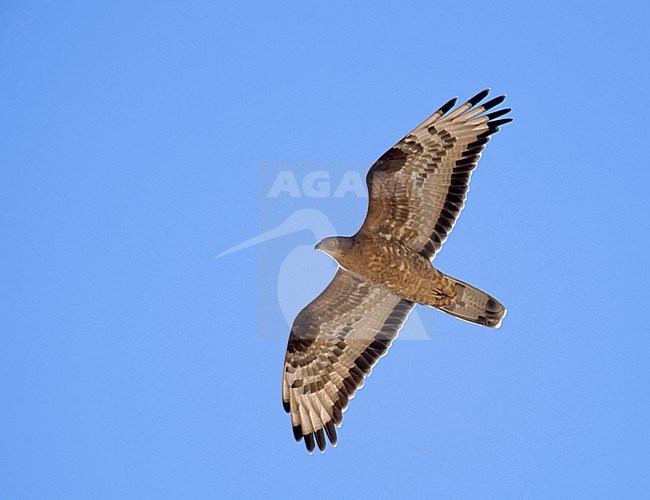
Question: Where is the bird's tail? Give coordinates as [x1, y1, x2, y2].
[436, 274, 506, 328]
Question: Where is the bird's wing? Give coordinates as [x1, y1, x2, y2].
[359, 89, 512, 260]
[282, 268, 414, 453]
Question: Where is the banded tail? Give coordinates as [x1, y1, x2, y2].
[437, 274, 506, 328]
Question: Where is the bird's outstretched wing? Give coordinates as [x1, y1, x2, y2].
[282, 268, 414, 453]
[359, 89, 512, 260]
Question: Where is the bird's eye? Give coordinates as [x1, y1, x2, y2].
[330, 241, 336, 246]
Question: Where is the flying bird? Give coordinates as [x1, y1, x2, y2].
[282, 89, 512, 453]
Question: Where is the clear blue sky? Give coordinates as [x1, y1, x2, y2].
[1, 2, 649, 498]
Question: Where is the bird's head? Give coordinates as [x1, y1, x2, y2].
[315, 236, 354, 258]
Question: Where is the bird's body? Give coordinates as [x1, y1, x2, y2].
[281, 89, 512, 453]
[320, 234, 457, 307]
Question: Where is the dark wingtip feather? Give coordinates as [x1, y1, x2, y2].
[477, 117, 513, 139]
[481, 95, 506, 111]
[467, 137, 490, 149]
[333, 405, 343, 425]
[324, 421, 338, 446]
[438, 97, 457, 115]
[468, 88, 490, 106]
[490, 118, 513, 128]
[304, 433, 315, 453]
[486, 107, 511, 120]
[315, 428, 327, 452]
[292, 425, 303, 442]
[283, 400, 290, 413]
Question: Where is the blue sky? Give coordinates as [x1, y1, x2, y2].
[1, 1, 649, 498]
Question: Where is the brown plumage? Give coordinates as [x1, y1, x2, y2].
[282, 89, 511, 453]
[318, 234, 457, 307]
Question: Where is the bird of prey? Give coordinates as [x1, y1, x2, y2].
[282, 89, 511, 453]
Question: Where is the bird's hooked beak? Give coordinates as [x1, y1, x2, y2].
[314, 242, 321, 251]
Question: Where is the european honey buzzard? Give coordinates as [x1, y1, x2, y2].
[282, 89, 512, 453]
